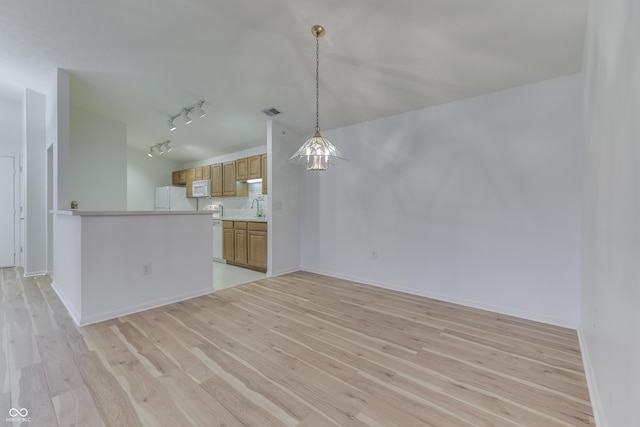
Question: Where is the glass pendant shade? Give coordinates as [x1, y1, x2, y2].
[289, 130, 346, 170]
[290, 25, 346, 170]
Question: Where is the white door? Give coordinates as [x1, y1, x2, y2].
[0, 156, 15, 267]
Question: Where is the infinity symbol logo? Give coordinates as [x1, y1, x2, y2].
[9, 408, 28, 417]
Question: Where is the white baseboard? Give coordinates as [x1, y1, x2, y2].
[51, 280, 214, 327]
[50, 279, 82, 326]
[23, 270, 48, 278]
[76, 287, 215, 326]
[578, 328, 606, 427]
[270, 267, 301, 277]
[302, 268, 577, 329]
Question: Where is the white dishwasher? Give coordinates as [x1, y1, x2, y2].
[211, 205, 226, 263]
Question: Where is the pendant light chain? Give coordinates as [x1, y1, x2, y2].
[315, 35, 320, 132]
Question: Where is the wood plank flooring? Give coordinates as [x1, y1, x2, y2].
[0, 267, 594, 426]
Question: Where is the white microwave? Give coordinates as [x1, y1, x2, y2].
[192, 179, 210, 197]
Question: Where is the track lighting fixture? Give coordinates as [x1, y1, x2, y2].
[165, 100, 206, 131]
[147, 141, 172, 158]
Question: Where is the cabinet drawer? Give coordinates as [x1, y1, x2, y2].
[248, 222, 267, 231]
[234, 221, 247, 230]
[223, 221, 234, 229]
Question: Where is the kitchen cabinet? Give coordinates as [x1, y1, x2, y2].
[223, 220, 267, 272]
[195, 166, 203, 181]
[211, 163, 223, 197]
[233, 221, 248, 265]
[247, 222, 267, 270]
[222, 161, 237, 196]
[203, 165, 211, 180]
[223, 221, 235, 260]
[221, 162, 247, 197]
[248, 155, 261, 179]
[185, 168, 195, 197]
[261, 153, 267, 195]
[172, 169, 187, 185]
[236, 158, 248, 181]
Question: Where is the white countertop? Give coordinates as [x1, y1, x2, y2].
[53, 210, 214, 216]
[219, 216, 268, 222]
[52, 210, 269, 221]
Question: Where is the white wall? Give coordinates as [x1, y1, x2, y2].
[0, 97, 22, 156]
[580, 1, 640, 425]
[269, 121, 302, 276]
[49, 69, 71, 212]
[69, 107, 127, 211]
[23, 89, 47, 276]
[0, 97, 23, 266]
[126, 146, 182, 211]
[301, 74, 583, 327]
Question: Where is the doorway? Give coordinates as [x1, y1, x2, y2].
[0, 156, 16, 267]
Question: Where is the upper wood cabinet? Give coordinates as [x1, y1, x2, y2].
[211, 163, 223, 197]
[172, 169, 187, 185]
[236, 158, 248, 181]
[222, 161, 237, 196]
[261, 153, 267, 195]
[173, 153, 265, 197]
[248, 155, 261, 179]
[185, 168, 195, 197]
[195, 166, 203, 181]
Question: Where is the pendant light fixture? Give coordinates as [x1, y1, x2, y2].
[289, 25, 346, 171]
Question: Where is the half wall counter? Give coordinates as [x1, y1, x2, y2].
[52, 210, 213, 326]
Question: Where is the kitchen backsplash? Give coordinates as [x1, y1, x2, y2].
[199, 182, 267, 218]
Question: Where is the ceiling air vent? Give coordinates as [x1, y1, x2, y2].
[262, 107, 281, 117]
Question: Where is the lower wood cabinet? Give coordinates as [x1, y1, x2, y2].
[247, 222, 267, 270]
[233, 222, 248, 265]
[223, 221, 235, 260]
[223, 220, 267, 272]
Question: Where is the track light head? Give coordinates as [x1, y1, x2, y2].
[147, 147, 154, 157]
[196, 101, 206, 118]
[183, 108, 193, 125]
[167, 118, 177, 131]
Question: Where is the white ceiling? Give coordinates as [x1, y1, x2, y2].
[0, 0, 587, 162]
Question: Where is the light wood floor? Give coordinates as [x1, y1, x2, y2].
[1, 267, 594, 426]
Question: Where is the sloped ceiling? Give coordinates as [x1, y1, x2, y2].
[0, 0, 587, 161]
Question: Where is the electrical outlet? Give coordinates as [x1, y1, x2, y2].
[143, 263, 152, 275]
[371, 250, 378, 260]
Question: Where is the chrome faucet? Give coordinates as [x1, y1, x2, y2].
[251, 198, 261, 217]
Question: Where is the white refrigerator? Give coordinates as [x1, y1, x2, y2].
[154, 186, 197, 211]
